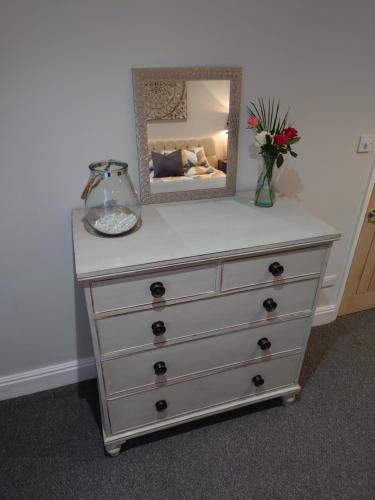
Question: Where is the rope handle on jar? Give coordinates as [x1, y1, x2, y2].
[80, 175, 101, 200]
[80, 162, 112, 200]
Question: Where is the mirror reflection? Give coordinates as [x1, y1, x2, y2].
[146, 80, 230, 194]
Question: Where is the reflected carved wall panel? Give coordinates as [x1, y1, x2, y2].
[145, 80, 187, 122]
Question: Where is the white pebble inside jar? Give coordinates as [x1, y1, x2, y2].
[90, 207, 138, 235]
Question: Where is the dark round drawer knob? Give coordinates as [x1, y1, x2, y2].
[152, 321, 166, 336]
[150, 281, 166, 298]
[252, 375, 264, 387]
[154, 361, 167, 375]
[155, 400, 168, 412]
[258, 337, 271, 350]
[269, 262, 284, 276]
[263, 298, 277, 312]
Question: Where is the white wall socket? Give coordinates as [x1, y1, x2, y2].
[357, 134, 374, 153]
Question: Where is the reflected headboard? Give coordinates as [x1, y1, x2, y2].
[147, 137, 218, 168]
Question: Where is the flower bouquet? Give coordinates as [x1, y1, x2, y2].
[247, 98, 301, 207]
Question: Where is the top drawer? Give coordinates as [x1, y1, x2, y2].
[221, 246, 326, 291]
[91, 263, 216, 313]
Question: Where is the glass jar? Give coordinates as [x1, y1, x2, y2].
[81, 160, 141, 236]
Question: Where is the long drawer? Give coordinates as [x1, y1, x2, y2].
[91, 263, 216, 313]
[102, 317, 309, 395]
[96, 278, 318, 354]
[221, 245, 326, 291]
[107, 353, 301, 434]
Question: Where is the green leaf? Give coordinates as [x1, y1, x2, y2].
[247, 106, 256, 118]
[289, 137, 300, 145]
[265, 133, 272, 145]
[280, 107, 290, 132]
[271, 100, 280, 134]
[290, 151, 298, 158]
[276, 154, 284, 167]
[268, 98, 273, 132]
[280, 148, 287, 154]
[259, 98, 267, 128]
[250, 101, 262, 122]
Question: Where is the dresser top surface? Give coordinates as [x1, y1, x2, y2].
[72, 193, 340, 280]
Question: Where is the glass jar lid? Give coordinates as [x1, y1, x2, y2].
[89, 159, 128, 178]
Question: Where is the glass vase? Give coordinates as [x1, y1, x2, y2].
[255, 152, 277, 207]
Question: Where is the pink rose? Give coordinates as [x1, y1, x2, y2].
[247, 116, 259, 128]
[274, 133, 289, 146]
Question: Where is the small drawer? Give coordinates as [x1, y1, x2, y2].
[107, 353, 301, 433]
[102, 317, 309, 395]
[221, 246, 326, 291]
[91, 263, 216, 313]
[96, 278, 318, 354]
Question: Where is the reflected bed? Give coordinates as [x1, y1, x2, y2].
[148, 137, 226, 193]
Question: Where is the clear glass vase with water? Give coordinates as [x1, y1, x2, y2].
[255, 152, 277, 208]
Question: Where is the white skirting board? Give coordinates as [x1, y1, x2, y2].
[0, 305, 337, 402]
[312, 304, 337, 326]
[0, 357, 97, 402]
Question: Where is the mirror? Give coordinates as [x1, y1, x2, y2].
[132, 67, 242, 204]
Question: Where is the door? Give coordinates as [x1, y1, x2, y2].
[340, 184, 375, 315]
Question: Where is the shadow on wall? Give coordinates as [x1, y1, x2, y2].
[248, 143, 259, 160]
[275, 166, 304, 201]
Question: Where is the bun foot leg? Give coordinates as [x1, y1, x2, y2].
[282, 394, 296, 406]
[105, 445, 122, 457]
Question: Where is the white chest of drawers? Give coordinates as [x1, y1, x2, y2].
[72, 194, 340, 456]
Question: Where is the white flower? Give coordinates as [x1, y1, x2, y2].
[255, 131, 272, 147]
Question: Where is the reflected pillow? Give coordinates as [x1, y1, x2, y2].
[149, 149, 177, 171]
[152, 150, 184, 178]
[196, 149, 209, 167]
[181, 149, 198, 168]
[183, 147, 210, 168]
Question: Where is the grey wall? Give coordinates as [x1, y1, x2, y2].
[0, 0, 374, 377]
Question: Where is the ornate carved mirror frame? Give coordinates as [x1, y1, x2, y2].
[132, 66, 242, 204]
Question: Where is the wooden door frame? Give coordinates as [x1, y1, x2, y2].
[336, 160, 375, 316]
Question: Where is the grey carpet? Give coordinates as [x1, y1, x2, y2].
[1, 309, 375, 500]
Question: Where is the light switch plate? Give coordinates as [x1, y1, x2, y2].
[357, 135, 374, 153]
